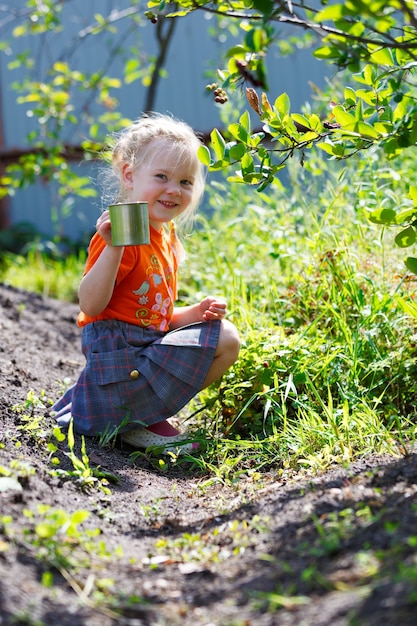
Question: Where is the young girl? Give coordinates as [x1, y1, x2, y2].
[52, 113, 240, 453]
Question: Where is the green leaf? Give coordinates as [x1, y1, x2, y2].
[228, 123, 250, 144]
[367, 208, 397, 224]
[67, 419, 75, 451]
[332, 106, 356, 127]
[53, 61, 69, 74]
[239, 110, 251, 133]
[244, 28, 264, 53]
[241, 152, 254, 176]
[395, 207, 417, 223]
[355, 98, 363, 121]
[407, 186, 417, 205]
[395, 226, 416, 248]
[317, 142, 345, 157]
[197, 145, 211, 166]
[53, 426, 66, 443]
[12, 25, 27, 37]
[209, 160, 228, 171]
[35, 522, 56, 539]
[404, 258, 417, 276]
[314, 4, 344, 21]
[252, 0, 273, 15]
[354, 120, 380, 138]
[291, 113, 312, 130]
[229, 143, 246, 160]
[353, 65, 376, 87]
[274, 93, 291, 117]
[369, 46, 395, 66]
[225, 45, 247, 59]
[71, 510, 90, 524]
[344, 86, 357, 103]
[210, 128, 226, 161]
[314, 45, 338, 60]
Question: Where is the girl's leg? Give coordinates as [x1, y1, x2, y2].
[146, 319, 239, 437]
[201, 319, 241, 389]
[123, 320, 240, 451]
[147, 420, 183, 435]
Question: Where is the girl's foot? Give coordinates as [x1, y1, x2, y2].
[121, 420, 199, 455]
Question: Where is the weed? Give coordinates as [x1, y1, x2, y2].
[51, 420, 119, 493]
[13, 390, 52, 446]
[0, 459, 35, 484]
[148, 515, 269, 567]
[0, 504, 124, 618]
[308, 505, 384, 558]
[11, 392, 119, 493]
[138, 497, 165, 524]
[9, 611, 45, 626]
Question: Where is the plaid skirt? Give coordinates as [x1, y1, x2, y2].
[52, 318, 221, 436]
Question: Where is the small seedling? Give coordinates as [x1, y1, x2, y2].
[51, 420, 119, 494]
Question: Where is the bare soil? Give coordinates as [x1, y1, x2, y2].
[1, 282, 417, 626]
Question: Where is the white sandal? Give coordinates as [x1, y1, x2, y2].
[121, 426, 199, 455]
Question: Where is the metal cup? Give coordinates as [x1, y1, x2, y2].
[108, 202, 150, 246]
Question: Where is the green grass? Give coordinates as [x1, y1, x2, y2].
[0, 248, 85, 302]
[3, 147, 417, 478]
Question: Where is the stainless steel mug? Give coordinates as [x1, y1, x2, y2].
[108, 202, 150, 246]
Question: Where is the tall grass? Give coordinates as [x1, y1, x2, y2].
[3, 146, 417, 476]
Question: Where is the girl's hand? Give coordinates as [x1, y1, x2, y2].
[200, 297, 227, 321]
[170, 297, 227, 329]
[96, 210, 113, 246]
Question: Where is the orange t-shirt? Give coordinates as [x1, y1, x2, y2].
[78, 226, 178, 332]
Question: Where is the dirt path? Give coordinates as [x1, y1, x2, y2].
[1, 283, 417, 626]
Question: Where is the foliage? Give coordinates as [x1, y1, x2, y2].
[176, 148, 417, 473]
[164, 0, 417, 168]
[1, 503, 122, 610]
[11, 390, 119, 493]
[159, 0, 417, 268]
[3, 1, 417, 265]
[51, 420, 120, 494]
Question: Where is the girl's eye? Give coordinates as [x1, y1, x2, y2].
[181, 179, 193, 187]
[156, 173, 167, 180]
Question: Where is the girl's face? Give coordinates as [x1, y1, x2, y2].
[121, 146, 196, 230]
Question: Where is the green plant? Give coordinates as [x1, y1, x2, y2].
[51, 420, 119, 494]
[0, 460, 35, 486]
[148, 515, 269, 567]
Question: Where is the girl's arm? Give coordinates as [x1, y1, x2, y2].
[170, 297, 227, 330]
[78, 211, 124, 317]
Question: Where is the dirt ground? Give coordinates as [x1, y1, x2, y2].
[1, 282, 417, 626]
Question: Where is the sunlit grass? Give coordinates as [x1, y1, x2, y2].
[0, 249, 85, 302]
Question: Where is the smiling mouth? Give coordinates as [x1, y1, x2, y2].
[159, 200, 178, 208]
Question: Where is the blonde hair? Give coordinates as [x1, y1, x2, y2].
[101, 112, 206, 230]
